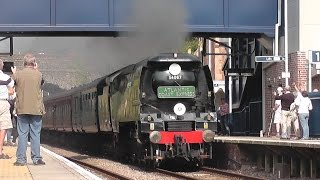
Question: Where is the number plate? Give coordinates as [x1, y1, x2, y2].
[157, 86, 196, 98]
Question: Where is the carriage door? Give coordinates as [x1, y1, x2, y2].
[79, 93, 84, 131]
[52, 105, 57, 130]
[98, 86, 112, 132]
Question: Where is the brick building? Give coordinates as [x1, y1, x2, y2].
[262, 0, 320, 132]
[195, 38, 227, 93]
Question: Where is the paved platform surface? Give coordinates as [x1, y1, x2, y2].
[214, 136, 320, 148]
[0, 145, 102, 180]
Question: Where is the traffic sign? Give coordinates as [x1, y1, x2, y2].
[309, 50, 320, 63]
[255, 56, 284, 62]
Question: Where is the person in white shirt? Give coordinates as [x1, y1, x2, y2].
[295, 90, 313, 140]
[5, 90, 17, 146]
[273, 87, 283, 138]
[0, 59, 14, 159]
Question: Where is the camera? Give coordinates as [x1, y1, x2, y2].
[3, 61, 14, 73]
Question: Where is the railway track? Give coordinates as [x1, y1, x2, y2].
[66, 156, 264, 180]
[200, 167, 264, 180]
[156, 167, 265, 180]
[65, 156, 131, 180]
[156, 168, 198, 180]
[58, 144, 264, 180]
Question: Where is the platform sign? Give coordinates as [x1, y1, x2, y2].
[255, 56, 284, 62]
[309, 50, 320, 63]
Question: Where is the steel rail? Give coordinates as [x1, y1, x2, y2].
[156, 168, 198, 180]
[65, 156, 132, 180]
[201, 167, 264, 180]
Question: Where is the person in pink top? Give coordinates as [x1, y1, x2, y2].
[218, 98, 230, 135]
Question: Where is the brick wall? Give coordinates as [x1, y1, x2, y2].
[202, 40, 227, 81]
[264, 51, 308, 135]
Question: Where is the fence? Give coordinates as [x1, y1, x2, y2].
[230, 101, 262, 136]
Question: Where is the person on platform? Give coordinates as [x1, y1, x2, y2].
[275, 85, 295, 139]
[5, 88, 18, 146]
[293, 83, 313, 140]
[11, 53, 46, 166]
[0, 59, 14, 159]
[289, 95, 300, 140]
[218, 98, 230, 136]
[273, 87, 283, 138]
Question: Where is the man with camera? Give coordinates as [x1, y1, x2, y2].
[0, 58, 14, 159]
[11, 54, 46, 166]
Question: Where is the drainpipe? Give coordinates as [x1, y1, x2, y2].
[274, 0, 282, 56]
[284, 0, 289, 86]
[228, 38, 232, 115]
[209, 39, 212, 71]
[263, 0, 282, 131]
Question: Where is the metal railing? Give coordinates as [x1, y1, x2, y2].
[230, 101, 262, 136]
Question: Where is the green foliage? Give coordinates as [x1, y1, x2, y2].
[181, 38, 199, 54]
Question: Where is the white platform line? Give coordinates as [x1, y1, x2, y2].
[41, 146, 102, 180]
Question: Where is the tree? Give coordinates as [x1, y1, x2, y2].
[181, 38, 199, 54]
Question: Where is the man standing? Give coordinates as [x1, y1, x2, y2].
[0, 59, 14, 159]
[11, 54, 45, 166]
[275, 85, 295, 139]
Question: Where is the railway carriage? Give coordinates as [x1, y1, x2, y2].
[43, 53, 217, 166]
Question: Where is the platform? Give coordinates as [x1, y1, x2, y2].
[0, 145, 101, 180]
[213, 136, 320, 178]
[214, 136, 320, 148]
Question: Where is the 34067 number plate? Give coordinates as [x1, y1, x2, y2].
[157, 86, 196, 98]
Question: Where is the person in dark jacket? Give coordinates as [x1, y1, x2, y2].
[275, 85, 295, 139]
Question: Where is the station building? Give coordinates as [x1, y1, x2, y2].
[198, 1, 320, 133]
[263, 0, 320, 131]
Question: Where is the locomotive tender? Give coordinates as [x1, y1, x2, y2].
[43, 53, 217, 166]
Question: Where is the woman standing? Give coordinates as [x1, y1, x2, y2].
[295, 91, 313, 140]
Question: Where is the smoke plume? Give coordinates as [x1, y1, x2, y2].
[0, 0, 189, 88]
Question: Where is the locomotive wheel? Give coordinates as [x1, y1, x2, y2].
[112, 133, 127, 162]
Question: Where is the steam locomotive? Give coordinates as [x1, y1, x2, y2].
[43, 53, 217, 167]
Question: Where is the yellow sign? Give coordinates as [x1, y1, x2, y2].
[204, 122, 208, 129]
